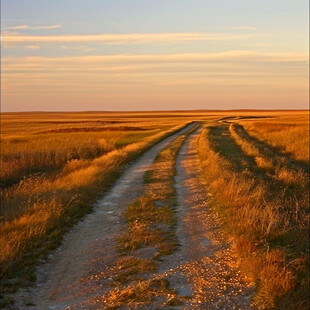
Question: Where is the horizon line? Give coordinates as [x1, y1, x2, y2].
[1, 108, 309, 114]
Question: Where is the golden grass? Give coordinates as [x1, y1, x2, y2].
[2, 111, 203, 189]
[0, 114, 191, 300]
[229, 124, 273, 172]
[198, 123, 309, 309]
[229, 123, 309, 188]
[1, 110, 308, 307]
[110, 256, 157, 285]
[0, 122, 165, 188]
[103, 278, 173, 307]
[241, 116, 309, 165]
[117, 128, 193, 257]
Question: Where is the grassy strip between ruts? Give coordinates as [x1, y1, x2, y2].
[101, 123, 200, 308]
[197, 123, 309, 310]
[0, 121, 192, 307]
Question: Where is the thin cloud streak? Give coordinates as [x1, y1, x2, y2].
[2, 32, 260, 45]
[2, 51, 307, 94]
[3, 24, 62, 30]
[3, 51, 308, 68]
[2, 52, 308, 108]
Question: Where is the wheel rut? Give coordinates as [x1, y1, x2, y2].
[160, 128, 254, 309]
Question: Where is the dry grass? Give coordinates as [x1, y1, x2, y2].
[229, 123, 309, 188]
[241, 116, 309, 165]
[103, 278, 174, 308]
[1, 110, 308, 308]
[117, 128, 192, 257]
[110, 256, 157, 285]
[107, 124, 199, 307]
[0, 119, 167, 188]
[0, 113, 192, 302]
[198, 121, 309, 309]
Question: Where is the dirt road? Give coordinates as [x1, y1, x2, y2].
[14, 123, 253, 309]
[161, 128, 253, 309]
[14, 124, 195, 310]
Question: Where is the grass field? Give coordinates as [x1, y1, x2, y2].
[0, 112, 201, 298]
[0, 110, 309, 309]
[198, 113, 309, 309]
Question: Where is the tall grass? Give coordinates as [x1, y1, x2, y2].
[197, 124, 309, 309]
[1, 112, 185, 188]
[229, 123, 309, 189]
[0, 128, 160, 188]
[241, 119, 309, 165]
[0, 120, 190, 304]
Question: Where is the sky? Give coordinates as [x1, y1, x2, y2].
[1, 0, 309, 112]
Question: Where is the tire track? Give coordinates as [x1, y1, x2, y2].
[162, 128, 253, 309]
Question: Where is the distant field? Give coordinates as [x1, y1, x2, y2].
[1, 115, 184, 188]
[0, 110, 309, 309]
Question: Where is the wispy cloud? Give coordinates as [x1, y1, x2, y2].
[2, 51, 308, 110]
[3, 24, 62, 30]
[3, 51, 307, 75]
[2, 32, 258, 45]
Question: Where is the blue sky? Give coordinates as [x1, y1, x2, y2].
[1, 0, 309, 111]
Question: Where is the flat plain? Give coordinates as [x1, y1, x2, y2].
[0, 110, 309, 309]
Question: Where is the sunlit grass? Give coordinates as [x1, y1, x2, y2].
[0, 113, 190, 300]
[198, 121, 309, 309]
[241, 117, 309, 165]
[1, 111, 308, 308]
[0, 122, 168, 188]
[229, 123, 309, 188]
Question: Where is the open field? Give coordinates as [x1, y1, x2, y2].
[198, 117, 309, 309]
[0, 110, 309, 309]
[0, 113, 200, 290]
